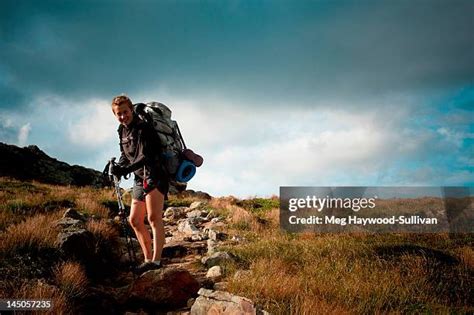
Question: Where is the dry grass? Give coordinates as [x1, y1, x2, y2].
[229, 258, 351, 314]
[0, 177, 120, 232]
[226, 233, 472, 313]
[456, 246, 474, 269]
[0, 178, 125, 313]
[75, 187, 113, 218]
[209, 196, 239, 209]
[219, 201, 473, 314]
[16, 280, 69, 314]
[0, 211, 62, 255]
[86, 218, 120, 260]
[86, 219, 119, 242]
[54, 261, 88, 300]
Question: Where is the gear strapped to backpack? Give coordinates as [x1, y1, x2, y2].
[133, 102, 203, 190]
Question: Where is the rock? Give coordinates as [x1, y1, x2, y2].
[128, 267, 200, 308]
[189, 201, 203, 210]
[231, 235, 244, 242]
[201, 252, 233, 268]
[184, 233, 208, 242]
[206, 266, 222, 279]
[164, 207, 188, 220]
[195, 234, 208, 241]
[162, 242, 188, 258]
[190, 288, 267, 315]
[55, 217, 85, 229]
[117, 237, 142, 264]
[207, 239, 216, 255]
[207, 229, 227, 241]
[211, 218, 220, 223]
[213, 282, 228, 291]
[187, 210, 203, 218]
[178, 219, 200, 235]
[163, 241, 207, 258]
[202, 221, 226, 231]
[208, 229, 218, 241]
[187, 298, 196, 308]
[56, 228, 95, 261]
[63, 208, 86, 221]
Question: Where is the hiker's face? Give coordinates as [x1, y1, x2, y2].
[113, 104, 133, 126]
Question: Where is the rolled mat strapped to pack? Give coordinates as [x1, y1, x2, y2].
[176, 160, 196, 183]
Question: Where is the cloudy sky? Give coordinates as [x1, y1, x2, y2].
[1, 0, 473, 197]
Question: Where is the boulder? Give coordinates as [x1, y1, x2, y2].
[201, 252, 233, 268]
[206, 266, 222, 280]
[162, 240, 207, 258]
[56, 228, 95, 261]
[207, 239, 217, 255]
[164, 207, 188, 220]
[184, 233, 208, 242]
[190, 288, 268, 315]
[55, 217, 85, 229]
[162, 241, 189, 258]
[128, 267, 200, 308]
[63, 208, 87, 221]
[178, 219, 200, 235]
[207, 229, 227, 241]
[213, 282, 228, 291]
[187, 210, 203, 219]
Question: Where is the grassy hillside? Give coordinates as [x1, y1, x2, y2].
[0, 177, 472, 314]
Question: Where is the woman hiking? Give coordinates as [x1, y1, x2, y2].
[109, 94, 169, 274]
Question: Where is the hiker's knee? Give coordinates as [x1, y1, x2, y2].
[129, 214, 144, 229]
[147, 212, 162, 227]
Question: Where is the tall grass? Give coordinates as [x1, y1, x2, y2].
[213, 197, 474, 314]
[0, 211, 62, 256]
[224, 232, 472, 313]
[54, 261, 88, 300]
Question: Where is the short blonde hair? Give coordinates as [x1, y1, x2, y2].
[111, 94, 133, 110]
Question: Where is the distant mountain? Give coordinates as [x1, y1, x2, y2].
[0, 142, 105, 187]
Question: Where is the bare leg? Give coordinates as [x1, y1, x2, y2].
[129, 199, 152, 262]
[145, 188, 165, 262]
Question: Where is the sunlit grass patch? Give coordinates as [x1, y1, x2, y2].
[236, 197, 280, 214]
[54, 261, 88, 300]
[0, 211, 62, 256]
[224, 229, 473, 314]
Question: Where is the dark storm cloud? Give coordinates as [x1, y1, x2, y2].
[0, 0, 473, 111]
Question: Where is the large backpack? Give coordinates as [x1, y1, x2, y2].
[134, 102, 202, 190]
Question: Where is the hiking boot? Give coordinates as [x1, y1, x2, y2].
[135, 261, 162, 274]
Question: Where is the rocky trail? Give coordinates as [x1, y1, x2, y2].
[55, 200, 269, 315]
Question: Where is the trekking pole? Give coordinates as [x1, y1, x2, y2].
[108, 158, 138, 275]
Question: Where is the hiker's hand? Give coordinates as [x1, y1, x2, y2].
[110, 164, 127, 178]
